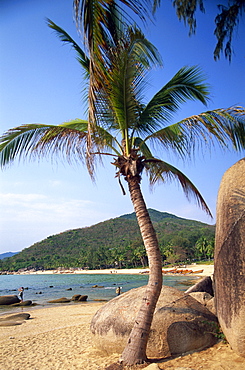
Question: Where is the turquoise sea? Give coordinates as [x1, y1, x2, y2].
[0, 273, 198, 315]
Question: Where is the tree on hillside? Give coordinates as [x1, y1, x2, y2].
[195, 236, 215, 260]
[1, 11, 245, 368]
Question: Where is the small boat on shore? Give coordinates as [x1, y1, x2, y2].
[190, 269, 204, 274]
[162, 269, 193, 274]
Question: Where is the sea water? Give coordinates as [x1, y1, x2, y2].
[0, 273, 198, 315]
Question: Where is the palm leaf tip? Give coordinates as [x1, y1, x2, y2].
[146, 159, 213, 218]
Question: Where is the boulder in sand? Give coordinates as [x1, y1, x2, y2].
[11, 300, 33, 306]
[0, 295, 20, 305]
[0, 312, 31, 327]
[91, 285, 218, 358]
[214, 158, 245, 357]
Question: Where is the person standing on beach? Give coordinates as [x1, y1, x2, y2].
[116, 287, 121, 296]
[18, 287, 24, 302]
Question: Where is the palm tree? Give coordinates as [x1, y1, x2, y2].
[1, 19, 245, 365]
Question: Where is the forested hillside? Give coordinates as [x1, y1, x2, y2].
[0, 209, 215, 272]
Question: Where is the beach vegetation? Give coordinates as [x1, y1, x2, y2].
[1, 1, 245, 366]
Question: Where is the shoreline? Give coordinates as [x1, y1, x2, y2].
[0, 267, 211, 316]
[13, 263, 214, 277]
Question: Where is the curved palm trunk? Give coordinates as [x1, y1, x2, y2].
[120, 176, 163, 365]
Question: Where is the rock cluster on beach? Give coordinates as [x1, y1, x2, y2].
[48, 294, 88, 303]
[0, 295, 33, 307]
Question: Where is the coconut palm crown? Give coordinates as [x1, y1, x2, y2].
[1, 19, 245, 366]
[1, 21, 244, 211]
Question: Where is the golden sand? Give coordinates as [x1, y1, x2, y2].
[0, 301, 244, 370]
[1, 264, 244, 369]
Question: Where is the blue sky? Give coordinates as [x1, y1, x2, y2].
[0, 0, 244, 254]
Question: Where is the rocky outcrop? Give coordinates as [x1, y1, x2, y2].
[185, 276, 214, 296]
[187, 292, 215, 315]
[91, 285, 217, 358]
[188, 291, 213, 304]
[0, 295, 20, 305]
[214, 158, 245, 357]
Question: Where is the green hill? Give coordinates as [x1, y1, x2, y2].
[0, 209, 215, 272]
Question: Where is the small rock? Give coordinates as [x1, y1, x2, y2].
[0, 313, 30, 321]
[71, 294, 81, 301]
[48, 297, 71, 303]
[92, 285, 104, 288]
[78, 295, 88, 301]
[11, 300, 32, 306]
[144, 364, 160, 370]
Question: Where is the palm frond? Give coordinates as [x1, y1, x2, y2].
[144, 106, 245, 158]
[73, 0, 153, 47]
[133, 136, 155, 158]
[0, 123, 89, 168]
[47, 19, 90, 76]
[144, 158, 212, 217]
[176, 106, 245, 152]
[138, 66, 210, 132]
[0, 121, 123, 176]
[98, 26, 162, 147]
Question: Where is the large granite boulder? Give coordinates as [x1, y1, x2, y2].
[0, 295, 20, 305]
[91, 285, 217, 358]
[214, 158, 245, 357]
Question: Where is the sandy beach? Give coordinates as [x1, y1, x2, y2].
[1, 264, 244, 369]
[25, 263, 215, 277]
[0, 300, 244, 370]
